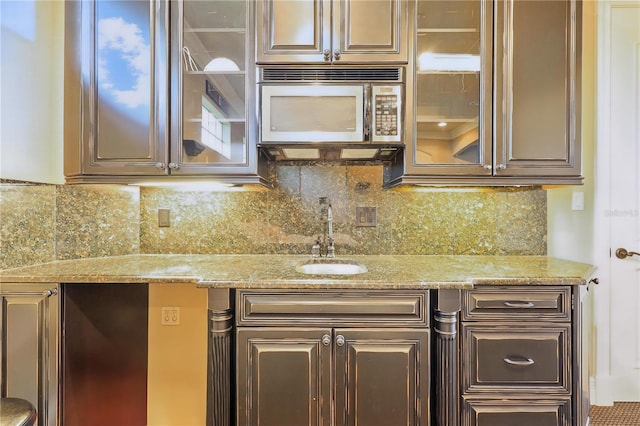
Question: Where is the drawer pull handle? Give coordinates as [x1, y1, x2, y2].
[503, 356, 535, 366]
[503, 301, 535, 308]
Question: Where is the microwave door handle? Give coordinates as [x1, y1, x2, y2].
[364, 85, 371, 140]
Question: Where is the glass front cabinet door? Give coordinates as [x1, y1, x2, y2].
[408, 0, 493, 179]
[398, 0, 582, 186]
[64, 0, 169, 180]
[65, 0, 267, 184]
[170, 0, 268, 184]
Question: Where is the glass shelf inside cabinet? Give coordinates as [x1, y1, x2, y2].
[415, 0, 482, 166]
[180, 1, 247, 165]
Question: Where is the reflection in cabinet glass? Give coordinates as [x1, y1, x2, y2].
[95, 1, 154, 160]
[64, 0, 169, 179]
[175, 1, 248, 168]
[414, 0, 491, 172]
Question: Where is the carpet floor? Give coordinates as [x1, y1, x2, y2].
[590, 402, 640, 425]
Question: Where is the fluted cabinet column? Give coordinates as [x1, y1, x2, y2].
[207, 289, 234, 426]
[434, 289, 461, 426]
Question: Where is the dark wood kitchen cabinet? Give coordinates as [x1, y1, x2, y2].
[256, 0, 409, 64]
[64, 0, 169, 180]
[234, 290, 430, 426]
[237, 327, 429, 426]
[64, 0, 268, 185]
[390, 0, 582, 186]
[0, 283, 59, 426]
[460, 285, 590, 426]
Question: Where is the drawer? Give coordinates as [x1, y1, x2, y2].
[236, 289, 429, 327]
[462, 398, 570, 426]
[462, 323, 571, 394]
[463, 286, 571, 321]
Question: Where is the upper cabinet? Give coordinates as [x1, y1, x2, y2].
[256, 0, 408, 64]
[391, 0, 582, 186]
[64, 0, 582, 187]
[64, 0, 168, 179]
[64, 0, 268, 185]
[410, 0, 493, 178]
[494, 0, 581, 181]
[169, 0, 267, 183]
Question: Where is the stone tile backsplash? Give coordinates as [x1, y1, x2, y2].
[1, 165, 547, 269]
[1, 182, 140, 269]
[140, 165, 546, 256]
[1, 183, 57, 269]
[55, 185, 140, 260]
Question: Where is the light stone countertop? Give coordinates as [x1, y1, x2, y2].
[0, 255, 597, 289]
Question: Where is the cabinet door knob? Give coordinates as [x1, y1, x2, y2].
[335, 334, 345, 347]
[155, 162, 166, 169]
[43, 288, 58, 297]
[496, 164, 506, 171]
[333, 49, 341, 61]
[483, 164, 492, 171]
[168, 162, 180, 170]
[321, 334, 331, 346]
[323, 49, 331, 61]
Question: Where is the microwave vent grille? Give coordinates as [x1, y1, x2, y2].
[261, 67, 402, 82]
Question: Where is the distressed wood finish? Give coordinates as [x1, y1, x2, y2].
[461, 285, 578, 426]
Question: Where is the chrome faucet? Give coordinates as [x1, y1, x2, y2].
[326, 204, 335, 258]
[313, 197, 335, 258]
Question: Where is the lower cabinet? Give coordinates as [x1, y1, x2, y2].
[237, 328, 331, 426]
[461, 286, 581, 426]
[0, 283, 59, 426]
[234, 290, 430, 426]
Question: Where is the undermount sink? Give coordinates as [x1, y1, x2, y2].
[295, 258, 368, 275]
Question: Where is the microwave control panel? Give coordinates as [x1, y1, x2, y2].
[371, 85, 402, 143]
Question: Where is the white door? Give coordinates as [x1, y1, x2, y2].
[593, 0, 640, 404]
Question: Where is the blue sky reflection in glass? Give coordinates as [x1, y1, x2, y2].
[97, 1, 150, 124]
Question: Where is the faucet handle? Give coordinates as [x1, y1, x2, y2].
[326, 238, 335, 258]
[311, 238, 321, 258]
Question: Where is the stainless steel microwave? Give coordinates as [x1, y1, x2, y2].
[258, 68, 404, 145]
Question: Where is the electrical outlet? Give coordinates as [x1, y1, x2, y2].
[356, 207, 377, 227]
[158, 209, 171, 227]
[161, 307, 180, 325]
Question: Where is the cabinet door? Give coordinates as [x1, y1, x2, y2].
[333, 328, 430, 426]
[494, 0, 581, 180]
[171, 0, 266, 180]
[256, 0, 406, 64]
[64, 0, 169, 178]
[335, 0, 408, 63]
[0, 284, 59, 426]
[237, 327, 332, 426]
[407, 0, 493, 178]
[256, 0, 331, 63]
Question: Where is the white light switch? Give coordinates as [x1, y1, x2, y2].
[571, 192, 584, 211]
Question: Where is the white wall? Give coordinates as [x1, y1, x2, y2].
[0, 0, 64, 184]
